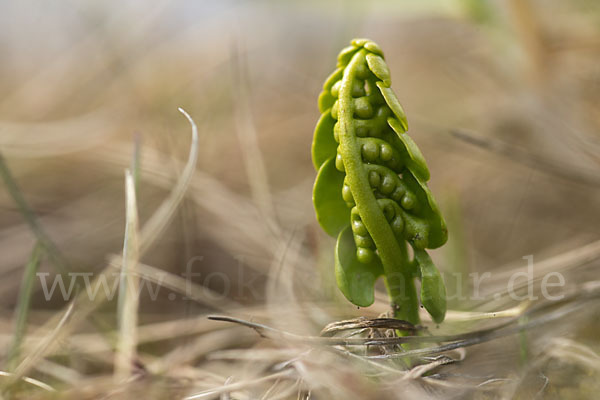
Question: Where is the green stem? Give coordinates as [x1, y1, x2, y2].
[339, 50, 420, 327]
[6, 242, 43, 370]
[384, 242, 419, 327]
[518, 315, 529, 365]
[0, 153, 68, 275]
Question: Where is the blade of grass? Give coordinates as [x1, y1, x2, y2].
[4, 109, 200, 380]
[449, 129, 600, 188]
[34, 359, 82, 385]
[132, 132, 142, 194]
[0, 153, 69, 274]
[5, 302, 74, 389]
[518, 315, 529, 366]
[139, 108, 199, 255]
[0, 371, 55, 393]
[185, 369, 294, 400]
[115, 170, 140, 381]
[5, 242, 44, 371]
[10, 268, 118, 381]
[128, 260, 241, 311]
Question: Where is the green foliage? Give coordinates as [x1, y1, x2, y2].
[415, 249, 447, 323]
[312, 39, 448, 324]
[335, 226, 384, 307]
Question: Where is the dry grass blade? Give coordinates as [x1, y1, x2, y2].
[0, 112, 202, 387]
[126, 260, 241, 311]
[11, 266, 120, 377]
[207, 316, 306, 341]
[207, 315, 510, 347]
[478, 238, 600, 303]
[34, 359, 83, 385]
[139, 107, 199, 255]
[450, 129, 600, 188]
[7, 302, 74, 387]
[259, 377, 283, 400]
[115, 169, 141, 381]
[443, 303, 529, 322]
[401, 356, 457, 380]
[185, 369, 295, 400]
[0, 371, 55, 393]
[4, 109, 201, 375]
[91, 142, 274, 264]
[366, 290, 600, 360]
[543, 338, 600, 371]
[0, 108, 116, 158]
[209, 282, 600, 366]
[321, 318, 419, 336]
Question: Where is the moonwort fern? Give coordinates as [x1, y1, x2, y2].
[312, 39, 448, 325]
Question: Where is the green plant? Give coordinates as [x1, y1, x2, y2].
[312, 39, 448, 326]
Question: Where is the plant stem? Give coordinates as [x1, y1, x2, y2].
[6, 242, 44, 370]
[384, 241, 420, 327]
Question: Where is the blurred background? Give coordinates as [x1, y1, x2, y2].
[1, 0, 600, 398]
